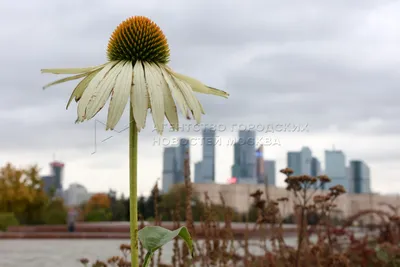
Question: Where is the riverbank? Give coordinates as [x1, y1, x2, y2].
[0, 221, 298, 240]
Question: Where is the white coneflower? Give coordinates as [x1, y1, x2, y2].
[41, 16, 228, 134]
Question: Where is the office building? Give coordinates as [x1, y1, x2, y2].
[300, 147, 312, 175]
[202, 128, 216, 182]
[195, 128, 216, 184]
[176, 138, 190, 184]
[41, 161, 65, 197]
[287, 147, 312, 176]
[311, 157, 321, 177]
[350, 160, 371, 194]
[50, 161, 64, 191]
[264, 160, 276, 186]
[287, 152, 301, 176]
[41, 175, 56, 195]
[231, 142, 241, 178]
[311, 157, 322, 188]
[162, 147, 178, 193]
[231, 130, 257, 183]
[325, 149, 349, 192]
[194, 161, 203, 183]
[256, 145, 265, 184]
[162, 138, 191, 192]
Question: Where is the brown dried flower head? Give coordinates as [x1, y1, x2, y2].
[280, 168, 294, 176]
[318, 175, 331, 183]
[79, 258, 89, 265]
[329, 185, 346, 196]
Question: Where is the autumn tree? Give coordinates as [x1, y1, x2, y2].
[0, 163, 48, 224]
[83, 193, 112, 222]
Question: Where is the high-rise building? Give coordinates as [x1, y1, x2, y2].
[325, 149, 349, 192]
[162, 147, 178, 193]
[311, 157, 322, 189]
[162, 138, 191, 192]
[41, 175, 56, 195]
[194, 161, 203, 183]
[287, 152, 301, 175]
[231, 142, 241, 177]
[50, 161, 64, 197]
[194, 128, 216, 184]
[256, 145, 265, 184]
[311, 157, 321, 177]
[350, 160, 371, 194]
[202, 128, 216, 182]
[287, 147, 312, 176]
[263, 160, 276, 186]
[300, 147, 312, 175]
[231, 130, 256, 183]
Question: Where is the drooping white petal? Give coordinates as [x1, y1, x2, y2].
[131, 61, 149, 130]
[66, 69, 101, 109]
[196, 98, 205, 115]
[160, 72, 179, 131]
[167, 69, 229, 98]
[173, 78, 202, 123]
[41, 64, 106, 74]
[159, 66, 191, 119]
[43, 72, 91, 90]
[85, 61, 125, 120]
[77, 61, 119, 122]
[106, 61, 133, 130]
[143, 62, 165, 134]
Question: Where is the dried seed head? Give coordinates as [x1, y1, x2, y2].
[280, 168, 294, 175]
[79, 258, 89, 265]
[107, 16, 170, 64]
[329, 185, 346, 196]
[318, 175, 331, 183]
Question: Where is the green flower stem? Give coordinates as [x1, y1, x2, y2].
[129, 105, 139, 267]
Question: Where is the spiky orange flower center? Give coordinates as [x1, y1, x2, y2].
[107, 16, 170, 64]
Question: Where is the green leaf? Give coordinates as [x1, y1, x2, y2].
[138, 226, 194, 260]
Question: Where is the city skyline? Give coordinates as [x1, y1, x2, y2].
[159, 128, 372, 195]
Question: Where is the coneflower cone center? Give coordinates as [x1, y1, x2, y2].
[107, 16, 170, 64]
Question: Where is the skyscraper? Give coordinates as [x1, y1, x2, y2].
[231, 130, 257, 183]
[311, 157, 322, 189]
[287, 152, 301, 175]
[300, 147, 312, 175]
[162, 138, 191, 192]
[256, 145, 265, 184]
[325, 149, 348, 192]
[201, 128, 216, 182]
[162, 147, 178, 193]
[350, 160, 371, 194]
[50, 161, 64, 197]
[231, 142, 241, 177]
[194, 161, 203, 183]
[287, 147, 312, 176]
[263, 160, 276, 186]
[176, 138, 190, 184]
[311, 157, 321, 177]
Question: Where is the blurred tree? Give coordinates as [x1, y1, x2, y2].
[83, 193, 112, 222]
[43, 197, 67, 224]
[138, 195, 146, 218]
[0, 163, 48, 225]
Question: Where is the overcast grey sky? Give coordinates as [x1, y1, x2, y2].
[1, 0, 400, 196]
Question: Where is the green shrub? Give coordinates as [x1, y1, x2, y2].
[43, 198, 67, 224]
[85, 208, 112, 222]
[0, 212, 19, 231]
